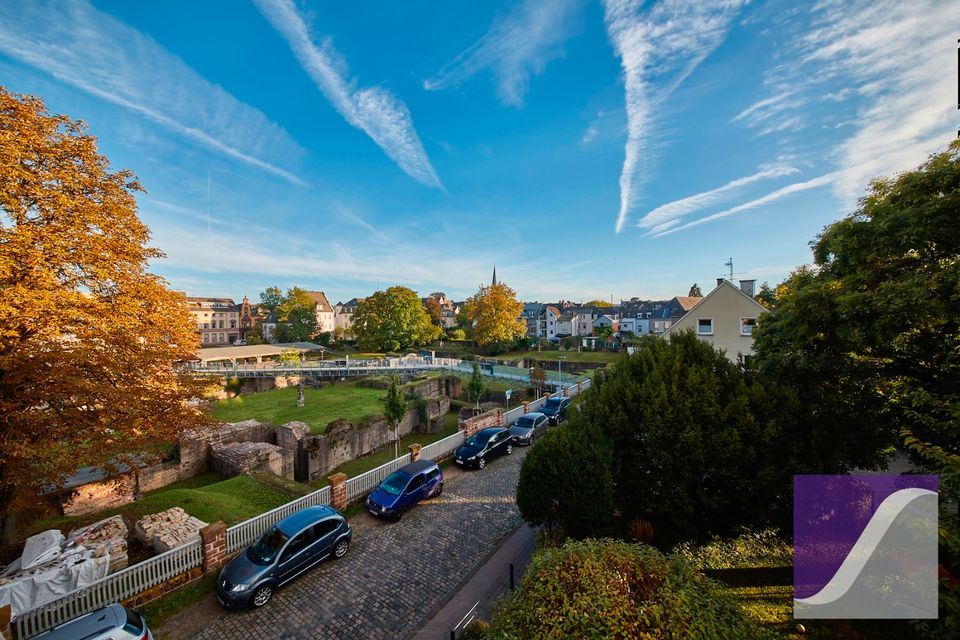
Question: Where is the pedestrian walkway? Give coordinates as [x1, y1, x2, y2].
[410, 523, 538, 640]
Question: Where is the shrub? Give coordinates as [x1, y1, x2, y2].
[485, 539, 771, 639]
[516, 422, 614, 539]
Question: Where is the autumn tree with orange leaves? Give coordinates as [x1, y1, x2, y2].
[462, 282, 526, 350]
[0, 88, 207, 540]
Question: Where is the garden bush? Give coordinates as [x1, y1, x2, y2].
[485, 539, 772, 639]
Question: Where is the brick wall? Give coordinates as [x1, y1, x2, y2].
[462, 408, 504, 437]
[62, 474, 136, 516]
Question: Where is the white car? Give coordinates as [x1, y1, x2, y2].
[35, 604, 153, 640]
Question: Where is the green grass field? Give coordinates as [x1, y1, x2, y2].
[495, 349, 623, 364]
[208, 383, 387, 434]
[28, 472, 308, 542]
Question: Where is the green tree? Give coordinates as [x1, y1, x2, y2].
[516, 423, 614, 539]
[585, 299, 614, 307]
[275, 287, 318, 343]
[353, 286, 441, 352]
[528, 362, 546, 397]
[576, 332, 797, 546]
[446, 327, 466, 341]
[753, 140, 960, 636]
[754, 281, 777, 308]
[468, 362, 485, 411]
[244, 323, 265, 345]
[383, 375, 408, 459]
[0, 88, 206, 538]
[688, 282, 702, 297]
[461, 282, 526, 351]
[259, 286, 283, 315]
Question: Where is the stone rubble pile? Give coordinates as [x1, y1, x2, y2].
[66, 515, 129, 572]
[134, 507, 208, 553]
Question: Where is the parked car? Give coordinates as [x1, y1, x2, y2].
[508, 412, 549, 446]
[454, 427, 514, 469]
[217, 505, 352, 609]
[540, 396, 572, 425]
[366, 459, 443, 521]
[34, 604, 153, 640]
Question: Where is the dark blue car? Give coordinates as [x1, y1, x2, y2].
[366, 459, 443, 521]
[216, 505, 351, 609]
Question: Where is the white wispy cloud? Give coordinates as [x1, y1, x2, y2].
[636, 165, 799, 231]
[253, 0, 442, 189]
[0, 0, 305, 185]
[801, 0, 959, 207]
[602, 0, 747, 233]
[424, 0, 581, 107]
[581, 123, 599, 145]
[652, 172, 839, 237]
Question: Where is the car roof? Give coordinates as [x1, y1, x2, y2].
[519, 412, 547, 420]
[276, 505, 338, 535]
[399, 459, 438, 474]
[476, 427, 505, 436]
[37, 604, 122, 640]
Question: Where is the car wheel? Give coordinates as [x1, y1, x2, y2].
[393, 509, 403, 522]
[251, 584, 273, 608]
[333, 538, 350, 559]
[435, 482, 444, 497]
[506, 444, 513, 455]
[477, 457, 486, 470]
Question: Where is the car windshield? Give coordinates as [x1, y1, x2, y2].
[380, 471, 409, 496]
[513, 418, 534, 429]
[544, 399, 562, 409]
[249, 525, 288, 565]
[465, 433, 491, 447]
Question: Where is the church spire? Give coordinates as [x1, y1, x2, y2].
[492, 266, 497, 286]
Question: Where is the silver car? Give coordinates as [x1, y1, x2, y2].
[35, 604, 153, 640]
[508, 412, 549, 445]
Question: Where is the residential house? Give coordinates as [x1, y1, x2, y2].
[521, 303, 543, 338]
[555, 312, 574, 337]
[538, 305, 561, 340]
[238, 295, 261, 340]
[424, 292, 460, 329]
[261, 310, 278, 342]
[662, 279, 765, 362]
[186, 297, 240, 346]
[593, 314, 617, 333]
[334, 297, 364, 337]
[304, 291, 335, 334]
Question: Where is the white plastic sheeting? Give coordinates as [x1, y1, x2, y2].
[0, 530, 110, 617]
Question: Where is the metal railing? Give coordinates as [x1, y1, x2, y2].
[14, 538, 203, 639]
[225, 485, 332, 553]
[419, 430, 464, 461]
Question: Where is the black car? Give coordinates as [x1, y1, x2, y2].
[454, 427, 514, 469]
[508, 412, 549, 446]
[217, 506, 352, 609]
[540, 396, 572, 425]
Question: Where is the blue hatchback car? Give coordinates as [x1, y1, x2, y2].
[366, 459, 443, 521]
[216, 505, 351, 609]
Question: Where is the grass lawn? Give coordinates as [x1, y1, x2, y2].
[676, 531, 923, 639]
[208, 382, 386, 434]
[28, 472, 308, 541]
[314, 421, 460, 485]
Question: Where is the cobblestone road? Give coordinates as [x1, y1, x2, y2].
[188, 449, 526, 640]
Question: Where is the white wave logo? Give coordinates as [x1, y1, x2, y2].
[795, 487, 938, 609]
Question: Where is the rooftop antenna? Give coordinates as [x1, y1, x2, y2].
[724, 258, 734, 281]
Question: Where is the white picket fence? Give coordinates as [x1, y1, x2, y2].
[419, 430, 464, 461]
[13, 538, 203, 639]
[225, 484, 332, 553]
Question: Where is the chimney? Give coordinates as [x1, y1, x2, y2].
[716, 277, 725, 287]
[739, 279, 756, 297]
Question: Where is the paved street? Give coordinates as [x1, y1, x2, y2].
[178, 449, 526, 640]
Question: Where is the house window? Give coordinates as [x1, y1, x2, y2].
[740, 317, 757, 336]
[697, 318, 713, 335]
[230, 320, 236, 329]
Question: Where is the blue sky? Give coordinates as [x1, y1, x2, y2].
[1, 0, 956, 304]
